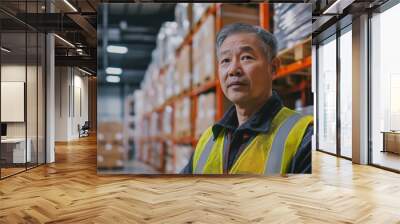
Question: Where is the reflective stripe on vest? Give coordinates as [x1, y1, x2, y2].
[264, 113, 302, 174]
[194, 136, 215, 174]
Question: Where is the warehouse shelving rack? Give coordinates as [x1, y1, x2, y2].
[137, 3, 312, 173]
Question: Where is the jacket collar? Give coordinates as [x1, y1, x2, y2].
[211, 91, 283, 140]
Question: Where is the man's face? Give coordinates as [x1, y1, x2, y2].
[218, 32, 274, 106]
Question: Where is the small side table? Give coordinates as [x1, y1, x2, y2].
[381, 131, 400, 154]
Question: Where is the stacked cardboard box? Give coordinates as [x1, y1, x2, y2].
[162, 105, 173, 135]
[165, 154, 174, 173]
[156, 22, 183, 67]
[165, 63, 176, 99]
[97, 122, 125, 169]
[175, 3, 192, 38]
[174, 97, 191, 137]
[220, 4, 259, 26]
[139, 64, 159, 113]
[192, 15, 216, 87]
[150, 142, 163, 170]
[165, 144, 193, 174]
[192, 3, 213, 26]
[149, 112, 159, 137]
[140, 142, 149, 163]
[174, 145, 193, 173]
[164, 141, 174, 173]
[273, 3, 312, 51]
[195, 92, 216, 138]
[175, 45, 191, 95]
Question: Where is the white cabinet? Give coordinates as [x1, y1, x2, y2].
[1, 138, 32, 163]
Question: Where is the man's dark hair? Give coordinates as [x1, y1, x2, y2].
[216, 23, 278, 61]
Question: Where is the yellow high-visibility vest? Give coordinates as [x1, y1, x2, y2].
[192, 107, 313, 174]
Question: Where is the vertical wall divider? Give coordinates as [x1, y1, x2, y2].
[315, 44, 319, 151]
[25, 1, 28, 171]
[336, 26, 341, 157]
[0, 20, 2, 179]
[367, 11, 372, 165]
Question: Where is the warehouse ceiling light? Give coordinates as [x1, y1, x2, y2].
[106, 67, 122, 75]
[1, 47, 11, 53]
[78, 67, 92, 76]
[106, 75, 120, 83]
[63, 0, 78, 12]
[107, 45, 128, 54]
[323, 0, 355, 14]
[54, 34, 75, 48]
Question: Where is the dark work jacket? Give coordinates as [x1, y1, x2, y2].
[181, 91, 313, 174]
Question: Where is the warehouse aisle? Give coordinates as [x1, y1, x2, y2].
[0, 135, 400, 223]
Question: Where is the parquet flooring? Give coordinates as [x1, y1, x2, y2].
[1, 167, 25, 178]
[0, 135, 400, 223]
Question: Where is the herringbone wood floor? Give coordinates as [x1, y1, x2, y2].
[1, 135, 400, 224]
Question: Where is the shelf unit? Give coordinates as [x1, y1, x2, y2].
[135, 3, 312, 173]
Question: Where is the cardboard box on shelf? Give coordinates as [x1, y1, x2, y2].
[97, 159, 124, 169]
[97, 132, 128, 168]
[141, 143, 150, 163]
[175, 45, 191, 96]
[174, 63, 181, 96]
[273, 3, 312, 51]
[149, 142, 163, 170]
[195, 92, 216, 138]
[162, 105, 173, 135]
[98, 122, 123, 139]
[220, 4, 259, 27]
[192, 14, 216, 87]
[192, 3, 213, 27]
[149, 112, 159, 137]
[98, 122, 126, 169]
[97, 152, 124, 169]
[174, 97, 191, 137]
[174, 145, 193, 173]
[175, 3, 193, 38]
[201, 15, 216, 84]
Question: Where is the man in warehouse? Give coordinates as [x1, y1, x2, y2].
[181, 23, 313, 175]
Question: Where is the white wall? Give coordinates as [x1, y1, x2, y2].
[55, 66, 69, 141]
[54, 67, 89, 141]
[1, 65, 29, 138]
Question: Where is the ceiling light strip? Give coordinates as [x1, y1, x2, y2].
[1, 47, 11, 53]
[78, 67, 92, 76]
[63, 0, 78, 12]
[54, 34, 75, 48]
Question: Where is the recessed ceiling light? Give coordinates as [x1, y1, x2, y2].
[106, 67, 122, 75]
[54, 34, 75, 48]
[106, 75, 120, 83]
[1, 47, 11, 53]
[63, 0, 78, 12]
[120, 21, 128, 30]
[107, 45, 128, 54]
[78, 67, 92, 76]
[322, 0, 353, 15]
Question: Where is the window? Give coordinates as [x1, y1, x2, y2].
[370, 2, 400, 171]
[317, 35, 337, 154]
[339, 27, 352, 158]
